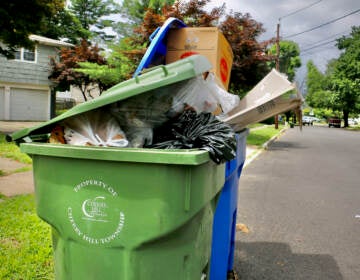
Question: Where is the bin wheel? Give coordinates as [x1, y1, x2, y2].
[227, 270, 239, 280]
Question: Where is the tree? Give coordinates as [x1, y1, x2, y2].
[305, 27, 360, 126]
[49, 39, 107, 101]
[76, 38, 143, 89]
[329, 26, 360, 127]
[305, 60, 330, 109]
[68, 0, 120, 43]
[39, 8, 90, 44]
[268, 40, 301, 81]
[220, 11, 273, 96]
[120, 0, 175, 25]
[0, 0, 64, 57]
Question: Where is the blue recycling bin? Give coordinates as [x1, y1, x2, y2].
[210, 128, 248, 280]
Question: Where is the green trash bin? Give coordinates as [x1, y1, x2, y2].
[10, 55, 226, 280]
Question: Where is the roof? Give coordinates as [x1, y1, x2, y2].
[29, 35, 74, 48]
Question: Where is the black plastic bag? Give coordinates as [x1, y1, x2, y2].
[146, 110, 237, 164]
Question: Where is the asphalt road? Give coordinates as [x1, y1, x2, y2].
[234, 126, 360, 280]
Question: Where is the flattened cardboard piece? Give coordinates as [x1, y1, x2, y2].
[222, 69, 302, 131]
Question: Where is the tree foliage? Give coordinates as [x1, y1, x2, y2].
[77, 38, 144, 89]
[49, 39, 107, 101]
[39, 8, 90, 44]
[305, 60, 329, 108]
[220, 12, 273, 96]
[330, 26, 360, 126]
[0, 0, 64, 57]
[114, 0, 173, 39]
[305, 26, 360, 126]
[68, 0, 120, 43]
[268, 40, 301, 82]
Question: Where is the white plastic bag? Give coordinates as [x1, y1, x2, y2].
[204, 73, 240, 114]
[62, 109, 129, 147]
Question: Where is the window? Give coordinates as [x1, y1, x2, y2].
[14, 47, 36, 62]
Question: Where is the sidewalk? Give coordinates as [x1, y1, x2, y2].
[0, 121, 269, 197]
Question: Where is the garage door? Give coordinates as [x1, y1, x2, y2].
[0, 87, 4, 119]
[10, 88, 49, 121]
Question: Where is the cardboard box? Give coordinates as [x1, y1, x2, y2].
[166, 27, 233, 90]
[221, 69, 302, 132]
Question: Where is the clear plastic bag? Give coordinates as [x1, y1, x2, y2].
[111, 75, 220, 147]
[204, 73, 240, 114]
[62, 108, 129, 147]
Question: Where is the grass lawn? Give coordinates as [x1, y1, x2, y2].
[0, 133, 32, 176]
[0, 134, 32, 164]
[0, 194, 54, 279]
[1, 134, 52, 278]
[247, 124, 285, 147]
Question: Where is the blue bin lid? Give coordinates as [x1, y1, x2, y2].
[133, 17, 186, 77]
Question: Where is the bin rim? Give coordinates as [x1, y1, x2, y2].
[9, 55, 212, 144]
[20, 142, 214, 165]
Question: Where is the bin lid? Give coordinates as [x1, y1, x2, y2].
[8, 55, 212, 144]
[133, 17, 186, 77]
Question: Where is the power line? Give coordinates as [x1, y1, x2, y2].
[301, 39, 337, 53]
[279, 0, 322, 20]
[300, 29, 349, 48]
[301, 44, 339, 56]
[284, 8, 360, 39]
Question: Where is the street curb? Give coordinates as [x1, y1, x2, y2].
[262, 127, 288, 150]
[244, 127, 288, 168]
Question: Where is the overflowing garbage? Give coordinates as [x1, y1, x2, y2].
[45, 72, 239, 164]
[44, 66, 298, 165]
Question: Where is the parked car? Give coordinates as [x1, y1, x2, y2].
[310, 116, 320, 122]
[328, 117, 341, 128]
[302, 116, 314, 126]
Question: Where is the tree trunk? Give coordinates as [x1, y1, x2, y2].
[343, 110, 349, 127]
[80, 85, 88, 102]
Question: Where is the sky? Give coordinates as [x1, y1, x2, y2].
[207, 0, 359, 91]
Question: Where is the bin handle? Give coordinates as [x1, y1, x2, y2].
[134, 65, 169, 84]
[149, 27, 161, 42]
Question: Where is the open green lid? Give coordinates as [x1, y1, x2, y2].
[8, 55, 212, 144]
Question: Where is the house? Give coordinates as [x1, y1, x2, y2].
[0, 35, 73, 121]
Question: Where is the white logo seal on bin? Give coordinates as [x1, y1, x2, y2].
[67, 179, 125, 245]
[82, 196, 108, 222]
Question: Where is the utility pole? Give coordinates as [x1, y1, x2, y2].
[276, 22, 280, 71]
[273, 1, 322, 129]
[274, 21, 280, 129]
